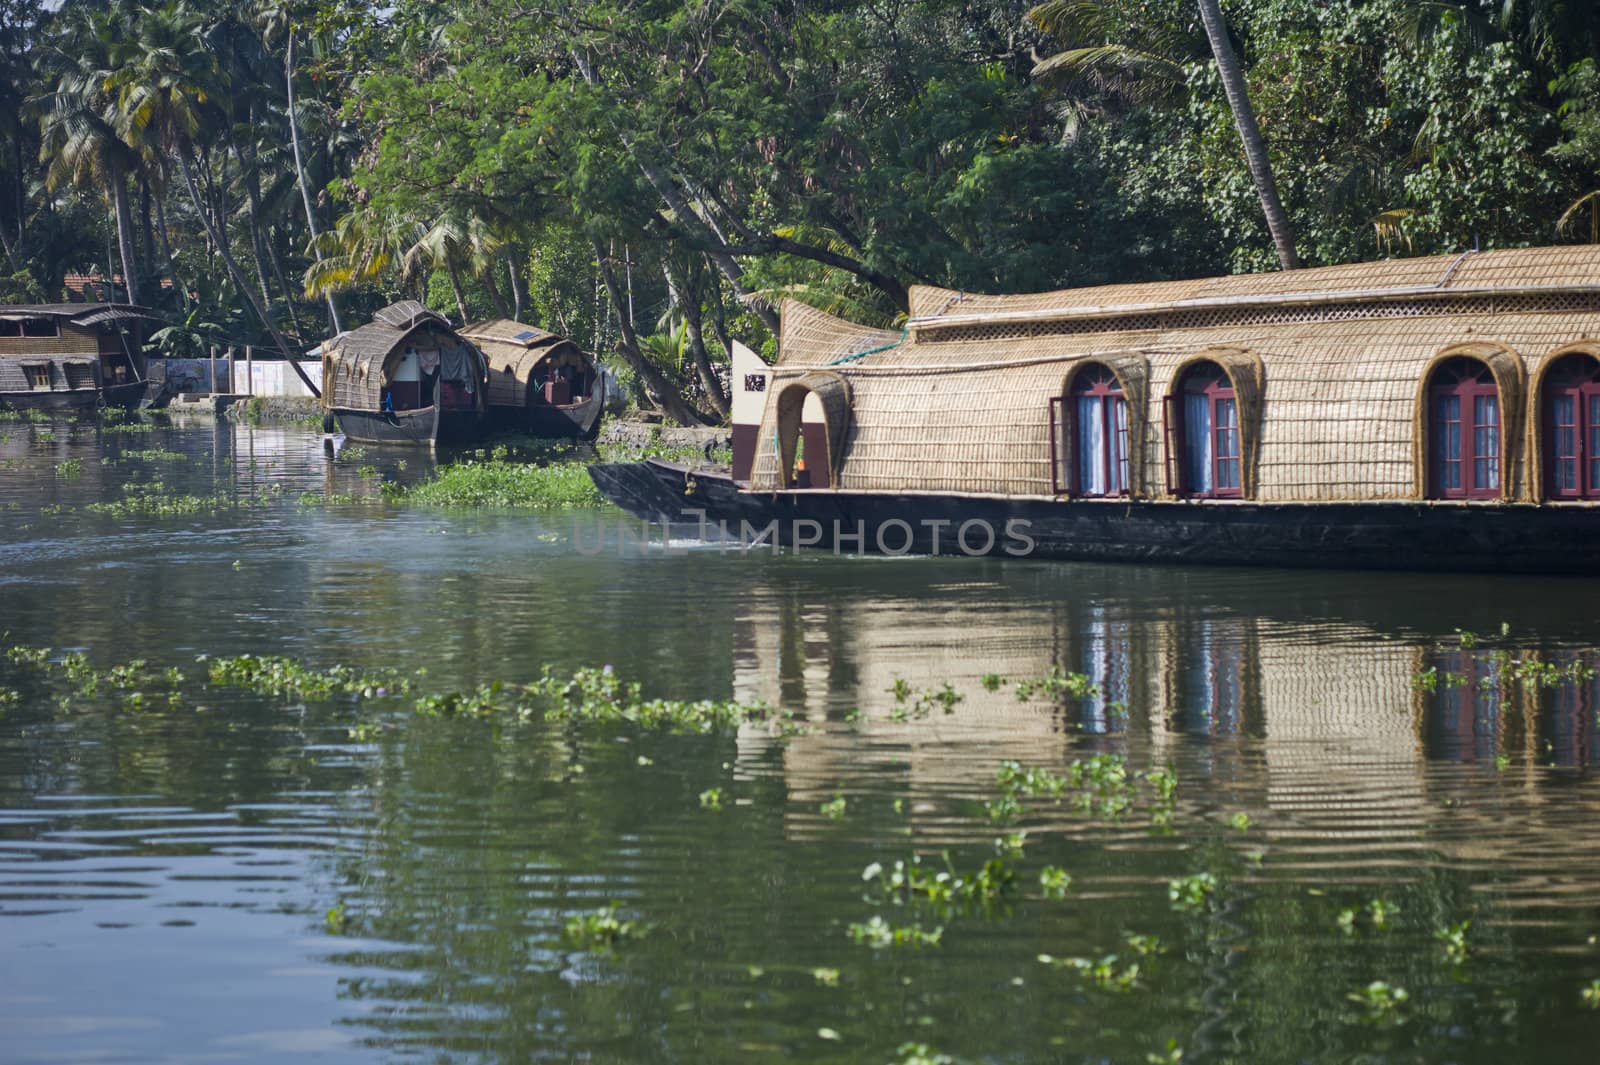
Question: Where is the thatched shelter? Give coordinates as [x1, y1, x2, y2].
[747, 246, 1600, 506]
[320, 301, 486, 446]
[459, 319, 603, 438]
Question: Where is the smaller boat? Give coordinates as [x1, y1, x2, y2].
[319, 301, 488, 446]
[0, 303, 156, 411]
[460, 318, 605, 439]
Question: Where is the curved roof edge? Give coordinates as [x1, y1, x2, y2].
[1, 303, 164, 326]
[907, 245, 1600, 331]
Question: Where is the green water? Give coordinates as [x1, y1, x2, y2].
[3, 413, 1600, 1064]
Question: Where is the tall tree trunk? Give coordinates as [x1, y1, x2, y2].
[179, 153, 320, 397]
[286, 33, 344, 335]
[707, 268, 737, 365]
[663, 257, 729, 419]
[568, 47, 779, 336]
[445, 260, 469, 322]
[1197, 0, 1301, 270]
[237, 128, 304, 339]
[0, 217, 19, 273]
[138, 177, 155, 286]
[506, 248, 528, 321]
[153, 163, 190, 312]
[10, 135, 23, 260]
[482, 261, 510, 319]
[264, 225, 307, 342]
[110, 172, 142, 305]
[593, 238, 704, 426]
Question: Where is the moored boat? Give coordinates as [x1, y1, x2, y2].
[0, 303, 157, 411]
[319, 301, 488, 447]
[591, 245, 1600, 573]
[460, 319, 605, 439]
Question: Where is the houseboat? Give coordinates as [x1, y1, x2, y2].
[0, 303, 156, 411]
[459, 318, 605, 438]
[319, 301, 488, 446]
[590, 245, 1600, 574]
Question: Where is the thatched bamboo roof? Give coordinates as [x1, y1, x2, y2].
[459, 318, 591, 408]
[322, 301, 480, 411]
[749, 246, 1600, 503]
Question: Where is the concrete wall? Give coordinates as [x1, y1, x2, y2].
[155, 357, 321, 397]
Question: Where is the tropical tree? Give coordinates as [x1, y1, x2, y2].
[1194, 0, 1300, 269]
[106, 0, 319, 392]
[37, 2, 145, 303]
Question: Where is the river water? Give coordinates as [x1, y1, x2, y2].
[2, 413, 1599, 1064]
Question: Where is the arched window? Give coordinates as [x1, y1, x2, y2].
[1070, 364, 1129, 496]
[1167, 362, 1240, 498]
[1428, 357, 1500, 499]
[1543, 353, 1600, 500]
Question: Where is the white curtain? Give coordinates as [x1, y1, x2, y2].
[1076, 396, 1105, 495]
[1110, 398, 1128, 493]
[1183, 393, 1213, 493]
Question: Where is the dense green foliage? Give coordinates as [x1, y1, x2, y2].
[3, 0, 1599, 421]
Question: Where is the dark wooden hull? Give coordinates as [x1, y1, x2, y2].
[489, 392, 604, 439]
[101, 380, 147, 410]
[0, 388, 99, 412]
[589, 459, 1600, 575]
[333, 406, 484, 447]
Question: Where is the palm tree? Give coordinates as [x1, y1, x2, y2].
[402, 210, 503, 322]
[1195, 0, 1300, 270]
[109, 0, 319, 395]
[1029, 0, 1301, 270]
[37, 4, 145, 303]
[303, 204, 422, 300]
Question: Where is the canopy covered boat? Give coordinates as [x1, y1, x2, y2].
[591, 245, 1600, 573]
[320, 301, 488, 446]
[460, 318, 605, 439]
[0, 303, 156, 411]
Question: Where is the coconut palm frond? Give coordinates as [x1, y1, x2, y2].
[1557, 190, 1600, 244]
[1372, 208, 1417, 254]
[1031, 44, 1187, 100]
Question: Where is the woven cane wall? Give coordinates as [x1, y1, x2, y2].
[327, 320, 472, 411]
[760, 248, 1600, 502]
[461, 319, 589, 409]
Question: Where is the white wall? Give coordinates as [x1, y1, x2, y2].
[235, 359, 323, 398]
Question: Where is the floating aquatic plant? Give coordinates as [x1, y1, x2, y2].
[1039, 866, 1072, 900]
[821, 793, 848, 820]
[208, 654, 410, 701]
[1013, 668, 1098, 702]
[1168, 872, 1218, 915]
[846, 915, 943, 949]
[1037, 952, 1142, 991]
[392, 459, 609, 510]
[1346, 981, 1409, 1024]
[1435, 920, 1471, 963]
[564, 905, 645, 948]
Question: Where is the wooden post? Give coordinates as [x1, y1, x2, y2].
[209, 345, 217, 395]
[245, 345, 254, 395]
[227, 345, 235, 394]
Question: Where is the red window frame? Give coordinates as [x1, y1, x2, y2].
[1168, 363, 1241, 499]
[1068, 365, 1130, 498]
[1544, 354, 1600, 500]
[1429, 357, 1500, 500]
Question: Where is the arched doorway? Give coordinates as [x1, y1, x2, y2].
[1168, 361, 1241, 498]
[1426, 356, 1501, 499]
[1541, 351, 1600, 499]
[1067, 362, 1130, 496]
